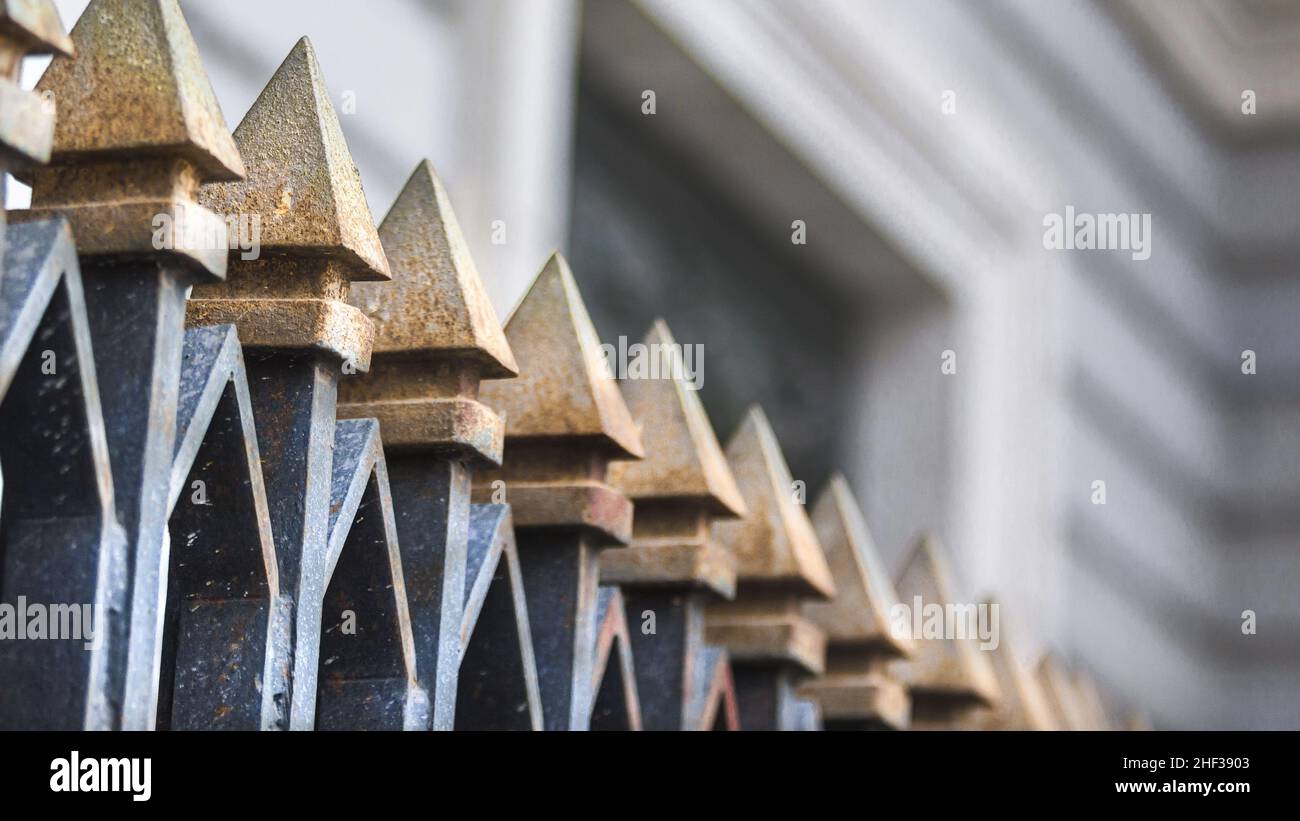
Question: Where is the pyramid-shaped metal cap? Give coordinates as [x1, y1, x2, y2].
[608, 319, 745, 517]
[200, 37, 389, 281]
[972, 600, 1058, 729]
[350, 160, 516, 377]
[711, 406, 835, 598]
[479, 252, 643, 459]
[893, 533, 999, 703]
[804, 474, 911, 655]
[36, 0, 242, 179]
[0, 0, 73, 55]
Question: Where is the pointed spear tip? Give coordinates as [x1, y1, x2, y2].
[38, 0, 244, 180]
[718, 403, 836, 598]
[358, 158, 517, 377]
[611, 317, 746, 516]
[205, 34, 391, 281]
[1, 0, 74, 55]
[486, 251, 644, 460]
[807, 474, 912, 655]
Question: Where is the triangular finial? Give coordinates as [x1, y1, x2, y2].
[893, 533, 1000, 706]
[36, 0, 243, 179]
[350, 160, 515, 377]
[200, 37, 389, 282]
[608, 319, 744, 516]
[710, 406, 835, 599]
[804, 474, 910, 654]
[1, 0, 73, 56]
[479, 252, 643, 459]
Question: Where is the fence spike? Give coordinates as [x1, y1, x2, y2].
[339, 160, 523, 729]
[893, 533, 1001, 728]
[9, 0, 243, 730]
[946, 599, 1056, 730]
[185, 38, 422, 729]
[799, 474, 913, 729]
[601, 318, 745, 729]
[704, 405, 835, 729]
[473, 251, 643, 730]
[1035, 651, 1093, 731]
[0, 0, 72, 269]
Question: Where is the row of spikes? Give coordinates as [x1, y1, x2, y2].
[16, 0, 1129, 730]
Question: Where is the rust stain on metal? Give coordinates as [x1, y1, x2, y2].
[187, 37, 386, 368]
[17, 0, 243, 280]
[798, 474, 914, 728]
[601, 319, 744, 595]
[474, 252, 642, 543]
[339, 160, 515, 465]
[892, 533, 1002, 726]
[709, 406, 834, 598]
[34, 0, 242, 179]
[479, 252, 643, 460]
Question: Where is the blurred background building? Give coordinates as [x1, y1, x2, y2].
[18, 0, 1298, 729]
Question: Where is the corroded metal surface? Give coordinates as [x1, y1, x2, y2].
[599, 318, 747, 729]
[478, 252, 642, 460]
[0, 0, 70, 175]
[11, 0, 243, 731]
[799, 474, 913, 728]
[588, 586, 641, 731]
[603, 319, 742, 594]
[349, 160, 515, 376]
[705, 406, 834, 693]
[184, 34, 414, 730]
[158, 324, 288, 730]
[0, 218, 125, 729]
[455, 503, 543, 730]
[949, 609, 1057, 731]
[23, 0, 242, 279]
[188, 36, 386, 369]
[708, 406, 834, 597]
[472, 252, 642, 730]
[894, 534, 1001, 728]
[33, 0, 241, 178]
[339, 160, 519, 729]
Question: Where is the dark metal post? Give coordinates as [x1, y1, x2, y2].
[19, 0, 245, 729]
[601, 319, 748, 730]
[339, 160, 519, 730]
[0, 219, 124, 729]
[474, 252, 644, 730]
[704, 406, 837, 730]
[893, 534, 1000, 729]
[186, 38, 421, 729]
[800, 475, 913, 730]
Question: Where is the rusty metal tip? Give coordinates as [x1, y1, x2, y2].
[351, 159, 517, 378]
[201, 35, 390, 281]
[480, 252, 644, 459]
[608, 318, 745, 516]
[37, 0, 244, 180]
[715, 405, 836, 598]
[0, 0, 74, 56]
[806, 474, 913, 656]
